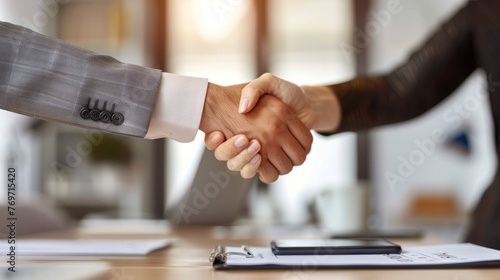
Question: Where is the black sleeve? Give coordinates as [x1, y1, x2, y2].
[325, 1, 477, 134]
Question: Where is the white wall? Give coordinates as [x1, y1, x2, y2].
[367, 0, 497, 239]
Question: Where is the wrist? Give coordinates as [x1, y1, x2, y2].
[301, 86, 341, 133]
[200, 83, 219, 133]
[199, 82, 241, 134]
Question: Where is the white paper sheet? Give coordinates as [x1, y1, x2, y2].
[1, 239, 172, 256]
[0, 262, 110, 280]
[221, 243, 500, 268]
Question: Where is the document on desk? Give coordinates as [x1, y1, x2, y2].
[1, 239, 172, 256]
[1, 262, 111, 280]
[210, 243, 500, 269]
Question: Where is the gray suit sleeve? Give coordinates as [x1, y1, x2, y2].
[0, 21, 162, 138]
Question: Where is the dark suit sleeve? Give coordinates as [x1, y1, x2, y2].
[0, 21, 162, 138]
[324, 2, 477, 134]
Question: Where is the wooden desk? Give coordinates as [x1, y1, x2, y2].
[20, 226, 500, 280]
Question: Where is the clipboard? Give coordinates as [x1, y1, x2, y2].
[209, 245, 264, 267]
[209, 243, 500, 270]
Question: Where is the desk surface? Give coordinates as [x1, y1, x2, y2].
[19, 226, 500, 280]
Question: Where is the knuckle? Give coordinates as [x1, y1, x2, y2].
[242, 163, 259, 179]
[306, 134, 314, 149]
[299, 134, 314, 155]
[257, 163, 276, 184]
[241, 170, 254, 179]
[214, 147, 231, 161]
[281, 162, 293, 175]
[274, 156, 293, 174]
[261, 72, 275, 80]
[264, 119, 287, 135]
[274, 103, 289, 116]
[227, 160, 240, 171]
[294, 152, 307, 166]
[214, 150, 224, 161]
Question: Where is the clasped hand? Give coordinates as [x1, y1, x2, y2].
[202, 74, 320, 183]
[199, 78, 313, 183]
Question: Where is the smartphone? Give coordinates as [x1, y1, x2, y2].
[270, 238, 402, 255]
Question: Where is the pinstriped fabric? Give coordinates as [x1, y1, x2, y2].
[0, 21, 162, 137]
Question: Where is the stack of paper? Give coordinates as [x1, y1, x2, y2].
[1, 239, 172, 256]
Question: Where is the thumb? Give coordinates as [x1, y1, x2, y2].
[240, 73, 281, 113]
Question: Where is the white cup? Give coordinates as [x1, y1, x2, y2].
[315, 183, 368, 233]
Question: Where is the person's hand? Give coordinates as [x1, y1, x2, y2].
[205, 74, 340, 180]
[205, 74, 314, 180]
[200, 82, 313, 183]
[239, 73, 315, 129]
[204, 74, 312, 181]
[235, 73, 340, 133]
[205, 133, 262, 179]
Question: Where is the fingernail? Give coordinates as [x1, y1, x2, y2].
[234, 136, 248, 148]
[247, 141, 260, 154]
[250, 155, 260, 165]
[211, 133, 223, 144]
[239, 99, 249, 113]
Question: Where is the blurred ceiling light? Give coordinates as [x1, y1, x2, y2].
[191, 0, 251, 42]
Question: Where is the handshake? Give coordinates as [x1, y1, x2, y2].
[199, 74, 341, 183]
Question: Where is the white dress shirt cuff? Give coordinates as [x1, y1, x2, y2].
[145, 73, 208, 142]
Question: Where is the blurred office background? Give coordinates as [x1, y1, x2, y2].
[0, 0, 495, 242]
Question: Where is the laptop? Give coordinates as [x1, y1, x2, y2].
[166, 148, 257, 226]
